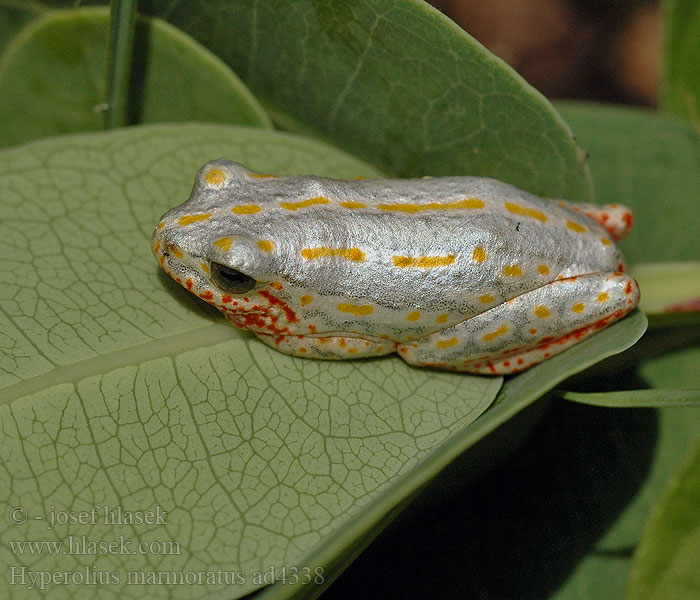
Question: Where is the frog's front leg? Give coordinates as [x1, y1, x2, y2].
[398, 272, 640, 374]
[252, 332, 398, 360]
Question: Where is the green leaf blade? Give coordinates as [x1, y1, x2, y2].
[139, 0, 592, 200]
[628, 437, 700, 600]
[0, 7, 272, 148]
[662, 0, 700, 126]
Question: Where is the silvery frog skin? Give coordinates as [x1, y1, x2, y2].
[152, 160, 640, 374]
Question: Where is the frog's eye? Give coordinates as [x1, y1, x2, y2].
[210, 262, 256, 293]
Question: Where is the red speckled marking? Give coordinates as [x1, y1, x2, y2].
[258, 290, 299, 323]
[201, 291, 214, 300]
[617, 263, 625, 273]
[623, 211, 633, 229]
[222, 295, 232, 303]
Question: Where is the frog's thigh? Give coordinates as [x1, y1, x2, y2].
[398, 273, 639, 374]
[253, 332, 397, 360]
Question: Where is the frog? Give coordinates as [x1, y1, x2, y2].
[151, 159, 640, 374]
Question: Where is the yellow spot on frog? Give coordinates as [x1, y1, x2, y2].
[301, 247, 366, 262]
[348, 348, 359, 354]
[200, 262, 210, 274]
[479, 294, 494, 303]
[232, 205, 261, 214]
[567, 221, 587, 233]
[436, 314, 449, 324]
[392, 254, 455, 268]
[502, 265, 523, 277]
[538, 265, 550, 275]
[214, 237, 233, 251]
[472, 246, 487, 263]
[178, 213, 211, 226]
[505, 202, 548, 222]
[281, 196, 330, 210]
[300, 295, 313, 306]
[379, 198, 484, 212]
[172, 247, 184, 259]
[337, 302, 374, 316]
[534, 306, 551, 318]
[406, 311, 421, 322]
[482, 324, 508, 341]
[157, 222, 165, 229]
[601, 237, 611, 246]
[257, 240, 274, 252]
[597, 292, 609, 302]
[572, 302, 585, 313]
[153, 240, 161, 253]
[205, 169, 226, 185]
[436, 337, 458, 349]
[339, 201, 366, 209]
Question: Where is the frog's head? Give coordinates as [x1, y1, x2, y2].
[151, 159, 302, 334]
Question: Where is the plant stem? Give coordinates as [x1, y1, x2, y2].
[105, 0, 137, 129]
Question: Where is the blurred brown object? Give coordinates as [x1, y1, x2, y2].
[612, 2, 660, 105]
[433, 0, 661, 105]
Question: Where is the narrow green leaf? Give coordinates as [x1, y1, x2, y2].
[628, 437, 700, 600]
[558, 102, 700, 266]
[0, 7, 272, 148]
[138, 0, 593, 200]
[661, 0, 700, 127]
[557, 389, 700, 408]
[105, 0, 137, 129]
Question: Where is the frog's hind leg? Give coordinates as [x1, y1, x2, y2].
[253, 332, 397, 360]
[398, 272, 640, 375]
[560, 200, 634, 241]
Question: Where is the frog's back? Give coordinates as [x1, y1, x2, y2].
[172, 166, 625, 316]
[220, 174, 623, 315]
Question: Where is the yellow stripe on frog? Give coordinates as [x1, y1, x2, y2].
[379, 198, 484, 212]
[336, 302, 374, 316]
[505, 202, 548, 222]
[392, 254, 455, 268]
[281, 196, 330, 210]
[301, 247, 366, 262]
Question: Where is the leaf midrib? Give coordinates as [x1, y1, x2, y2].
[1, 322, 241, 403]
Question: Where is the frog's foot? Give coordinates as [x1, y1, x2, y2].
[398, 272, 640, 375]
[560, 200, 634, 241]
[252, 332, 398, 360]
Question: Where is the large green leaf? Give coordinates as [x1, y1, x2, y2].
[661, 0, 700, 125]
[131, 0, 593, 201]
[0, 125, 646, 599]
[557, 102, 700, 265]
[0, 7, 272, 148]
[628, 437, 700, 600]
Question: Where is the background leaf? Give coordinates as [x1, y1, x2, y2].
[133, 0, 593, 200]
[0, 7, 272, 149]
[557, 102, 700, 265]
[628, 437, 700, 600]
[662, 0, 700, 126]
